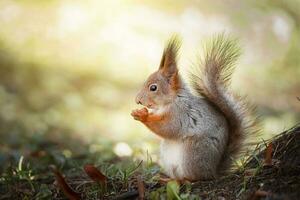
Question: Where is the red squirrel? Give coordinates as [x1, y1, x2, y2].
[131, 34, 257, 181]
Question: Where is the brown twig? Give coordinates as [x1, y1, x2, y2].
[264, 143, 273, 166]
[137, 175, 145, 200]
[115, 191, 139, 200]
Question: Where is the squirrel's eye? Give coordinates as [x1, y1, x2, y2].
[149, 84, 157, 92]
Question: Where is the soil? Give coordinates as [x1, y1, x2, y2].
[190, 125, 300, 200]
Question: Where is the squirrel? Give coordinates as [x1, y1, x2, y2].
[131, 34, 257, 181]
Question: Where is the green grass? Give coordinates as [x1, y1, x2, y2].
[1, 125, 300, 199]
[0, 131, 193, 199]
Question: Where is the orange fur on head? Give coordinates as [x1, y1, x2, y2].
[134, 36, 182, 110]
[159, 36, 181, 92]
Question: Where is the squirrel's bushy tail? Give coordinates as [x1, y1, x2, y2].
[190, 34, 258, 173]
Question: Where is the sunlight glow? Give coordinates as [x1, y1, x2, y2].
[58, 4, 88, 33]
[272, 15, 291, 43]
[114, 142, 133, 157]
[0, 0, 296, 149]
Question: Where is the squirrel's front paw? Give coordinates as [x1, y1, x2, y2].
[131, 107, 148, 122]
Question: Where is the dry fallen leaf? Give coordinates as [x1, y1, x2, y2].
[158, 173, 172, 184]
[30, 150, 47, 158]
[264, 142, 273, 166]
[244, 168, 256, 177]
[50, 165, 81, 200]
[250, 190, 271, 200]
[84, 164, 107, 183]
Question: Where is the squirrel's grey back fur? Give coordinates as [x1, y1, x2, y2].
[189, 34, 257, 173]
[160, 83, 229, 179]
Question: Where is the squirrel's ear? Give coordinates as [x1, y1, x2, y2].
[159, 36, 181, 81]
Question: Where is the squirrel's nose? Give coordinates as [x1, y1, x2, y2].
[135, 95, 142, 105]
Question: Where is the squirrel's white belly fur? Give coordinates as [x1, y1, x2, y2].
[160, 140, 185, 178]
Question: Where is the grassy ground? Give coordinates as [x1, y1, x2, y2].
[0, 125, 299, 200]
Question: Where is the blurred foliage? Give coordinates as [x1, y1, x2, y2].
[0, 0, 299, 198]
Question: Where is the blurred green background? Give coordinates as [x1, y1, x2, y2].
[0, 0, 299, 164]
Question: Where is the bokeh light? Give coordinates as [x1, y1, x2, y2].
[0, 0, 299, 162]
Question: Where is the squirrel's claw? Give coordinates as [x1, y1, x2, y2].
[131, 107, 148, 122]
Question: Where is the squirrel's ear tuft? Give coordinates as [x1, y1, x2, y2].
[159, 35, 181, 79]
